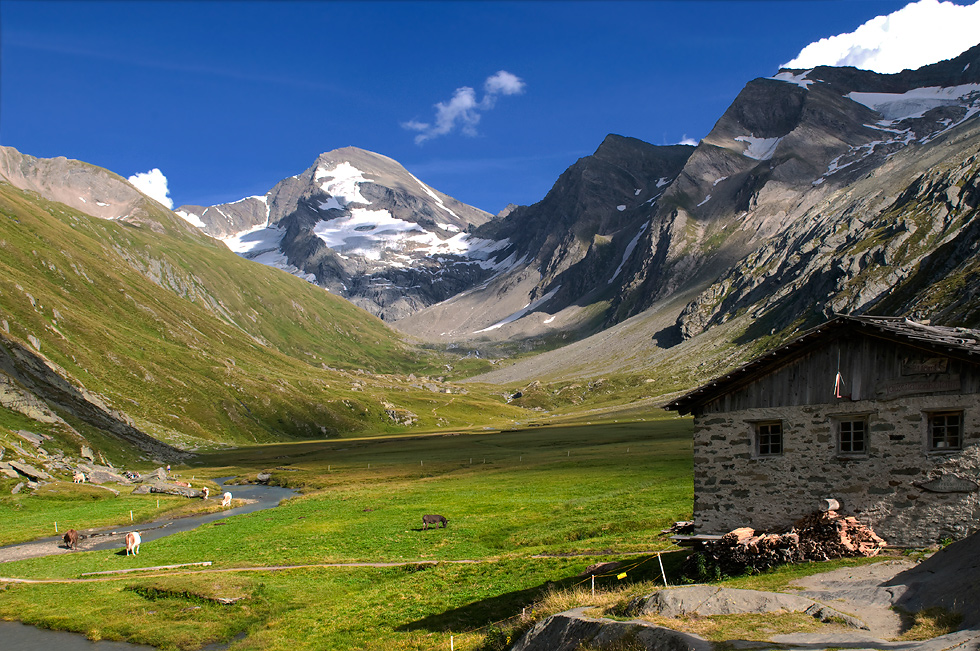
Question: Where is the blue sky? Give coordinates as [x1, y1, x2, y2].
[2, 1, 978, 215]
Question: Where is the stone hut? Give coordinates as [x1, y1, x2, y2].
[664, 315, 980, 547]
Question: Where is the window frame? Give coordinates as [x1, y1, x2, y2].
[753, 420, 784, 458]
[927, 410, 963, 452]
[836, 415, 870, 458]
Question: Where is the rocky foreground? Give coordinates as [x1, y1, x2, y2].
[514, 531, 980, 651]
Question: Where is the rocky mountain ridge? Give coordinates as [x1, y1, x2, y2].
[180, 44, 980, 357]
[394, 136, 694, 342]
[176, 147, 502, 320]
[2, 43, 979, 440]
[601, 42, 980, 345]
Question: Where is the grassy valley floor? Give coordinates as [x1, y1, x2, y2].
[0, 417, 696, 650]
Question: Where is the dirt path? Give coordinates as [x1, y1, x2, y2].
[0, 559, 488, 584]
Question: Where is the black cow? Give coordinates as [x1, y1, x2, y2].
[422, 514, 448, 529]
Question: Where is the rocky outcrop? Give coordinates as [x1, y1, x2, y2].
[889, 530, 980, 627]
[399, 46, 980, 345]
[0, 146, 148, 221]
[13, 430, 51, 447]
[0, 333, 187, 462]
[131, 481, 201, 498]
[80, 465, 129, 485]
[396, 136, 694, 340]
[7, 460, 52, 481]
[634, 586, 865, 628]
[511, 606, 712, 651]
[614, 43, 980, 340]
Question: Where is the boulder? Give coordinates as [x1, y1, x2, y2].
[148, 467, 168, 480]
[511, 607, 713, 651]
[86, 468, 128, 485]
[635, 586, 866, 629]
[8, 460, 52, 481]
[0, 462, 20, 479]
[133, 481, 199, 498]
[256, 472, 272, 484]
[80, 445, 95, 461]
[15, 430, 49, 447]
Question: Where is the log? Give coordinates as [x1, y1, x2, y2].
[688, 510, 885, 576]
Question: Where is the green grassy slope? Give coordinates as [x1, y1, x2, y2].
[0, 182, 528, 450]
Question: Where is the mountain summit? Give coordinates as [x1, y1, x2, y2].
[176, 147, 501, 320]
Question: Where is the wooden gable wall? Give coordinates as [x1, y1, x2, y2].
[699, 331, 980, 415]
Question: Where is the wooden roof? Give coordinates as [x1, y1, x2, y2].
[663, 315, 980, 415]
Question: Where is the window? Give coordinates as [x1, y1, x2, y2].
[929, 411, 963, 451]
[755, 421, 783, 456]
[838, 418, 868, 456]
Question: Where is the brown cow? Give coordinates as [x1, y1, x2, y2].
[125, 531, 141, 556]
[63, 529, 79, 550]
[422, 514, 448, 529]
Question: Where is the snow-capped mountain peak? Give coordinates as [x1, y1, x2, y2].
[176, 147, 496, 320]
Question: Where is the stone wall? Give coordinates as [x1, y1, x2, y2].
[693, 393, 980, 547]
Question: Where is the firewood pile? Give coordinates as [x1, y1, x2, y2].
[687, 510, 886, 577]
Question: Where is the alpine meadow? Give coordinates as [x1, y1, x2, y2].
[2, 5, 980, 650]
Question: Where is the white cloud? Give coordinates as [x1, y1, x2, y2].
[127, 168, 173, 209]
[678, 135, 699, 146]
[403, 70, 526, 144]
[782, 0, 980, 74]
[484, 70, 526, 96]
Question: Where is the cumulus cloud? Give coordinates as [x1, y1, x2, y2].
[403, 70, 526, 144]
[782, 0, 980, 74]
[127, 168, 173, 209]
[484, 70, 525, 96]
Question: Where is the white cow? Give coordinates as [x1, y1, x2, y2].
[73, 472, 85, 483]
[201, 486, 210, 500]
[221, 492, 232, 508]
[125, 531, 141, 556]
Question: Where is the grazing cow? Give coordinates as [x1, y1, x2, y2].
[64, 529, 79, 550]
[73, 472, 85, 483]
[422, 514, 448, 529]
[125, 531, 141, 556]
[221, 492, 232, 508]
[201, 486, 210, 500]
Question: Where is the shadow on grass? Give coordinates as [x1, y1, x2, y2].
[396, 553, 686, 634]
[394, 578, 559, 633]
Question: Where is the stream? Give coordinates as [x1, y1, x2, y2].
[1, 478, 297, 650]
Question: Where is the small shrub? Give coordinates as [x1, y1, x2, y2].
[680, 551, 725, 583]
[480, 625, 511, 651]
